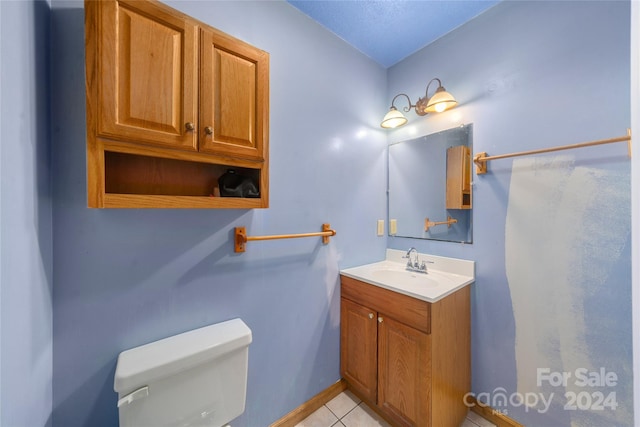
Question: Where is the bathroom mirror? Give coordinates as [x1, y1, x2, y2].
[388, 124, 472, 243]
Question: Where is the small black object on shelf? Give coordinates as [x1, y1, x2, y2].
[218, 169, 259, 198]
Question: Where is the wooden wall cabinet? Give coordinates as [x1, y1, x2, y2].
[446, 145, 472, 210]
[85, 0, 269, 208]
[340, 275, 470, 427]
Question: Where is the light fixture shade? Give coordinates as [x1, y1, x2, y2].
[424, 87, 457, 113]
[380, 107, 408, 129]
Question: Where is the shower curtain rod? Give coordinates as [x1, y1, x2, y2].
[234, 224, 336, 253]
[473, 129, 632, 175]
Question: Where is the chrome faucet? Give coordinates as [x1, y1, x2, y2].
[403, 247, 430, 273]
[405, 247, 418, 267]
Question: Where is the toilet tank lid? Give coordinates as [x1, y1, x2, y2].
[114, 318, 252, 394]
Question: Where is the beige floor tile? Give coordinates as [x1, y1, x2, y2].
[461, 418, 480, 427]
[326, 390, 361, 419]
[303, 392, 494, 427]
[341, 404, 391, 427]
[466, 411, 497, 427]
[295, 405, 339, 427]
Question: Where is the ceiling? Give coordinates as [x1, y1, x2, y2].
[287, 0, 501, 68]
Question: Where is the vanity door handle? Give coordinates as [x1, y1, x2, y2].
[368, 313, 374, 319]
[378, 317, 384, 323]
[185, 122, 195, 131]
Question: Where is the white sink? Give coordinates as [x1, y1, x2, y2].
[340, 250, 475, 303]
[371, 269, 439, 287]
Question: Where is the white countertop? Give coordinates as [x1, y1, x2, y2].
[340, 249, 475, 303]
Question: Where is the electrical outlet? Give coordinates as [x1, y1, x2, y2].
[389, 219, 397, 235]
[377, 220, 384, 236]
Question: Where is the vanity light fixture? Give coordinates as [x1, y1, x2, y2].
[380, 78, 457, 129]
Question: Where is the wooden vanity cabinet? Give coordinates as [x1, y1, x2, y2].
[340, 275, 470, 427]
[446, 145, 472, 210]
[85, 0, 269, 208]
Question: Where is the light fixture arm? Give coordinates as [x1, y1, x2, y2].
[415, 78, 444, 116]
[389, 93, 415, 113]
[424, 78, 443, 98]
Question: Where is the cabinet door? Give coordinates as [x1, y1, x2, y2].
[340, 298, 378, 403]
[199, 28, 269, 161]
[446, 145, 471, 209]
[462, 147, 471, 192]
[378, 316, 431, 427]
[97, 0, 198, 150]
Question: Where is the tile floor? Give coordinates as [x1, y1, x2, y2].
[295, 390, 497, 427]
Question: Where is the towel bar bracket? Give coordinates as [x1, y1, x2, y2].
[235, 227, 248, 253]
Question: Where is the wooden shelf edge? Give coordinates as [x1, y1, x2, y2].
[101, 138, 266, 169]
[99, 193, 267, 209]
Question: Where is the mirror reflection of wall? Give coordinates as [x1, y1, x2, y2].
[388, 124, 473, 243]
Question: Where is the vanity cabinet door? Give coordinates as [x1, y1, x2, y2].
[340, 298, 378, 403]
[378, 315, 432, 427]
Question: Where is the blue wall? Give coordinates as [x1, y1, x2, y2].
[0, 1, 53, 426]
[386, 1, 632, 425]
[50, 1, 386, 425]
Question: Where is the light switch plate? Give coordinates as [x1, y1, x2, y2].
[377, 220, 384, 236]
[389, 219, 397, 235]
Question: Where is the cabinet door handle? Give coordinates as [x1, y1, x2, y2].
[185, 122, 195, 131]
[204, 126, 213, 135]
[368, 313, 374, 319]
[378, 316, 383, 323]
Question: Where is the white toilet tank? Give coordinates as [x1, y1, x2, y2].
[114, 318, 252, 427]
